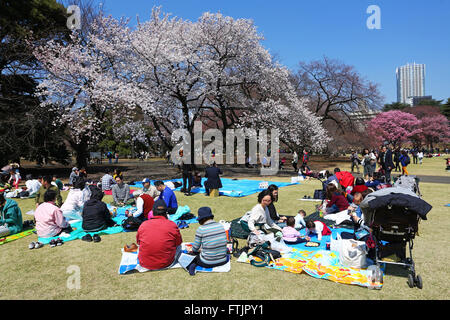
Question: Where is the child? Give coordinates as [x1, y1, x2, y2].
[305, 220, 332, 241]
[294, 209, 307, 229]
[282, 217, 307, 244]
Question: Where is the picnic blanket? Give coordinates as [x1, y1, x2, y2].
[131, 178, 298, 197]
[107, 204, 198, 225]
[239, 228, 383, 289]
[0, 228, 35, 245]
[118, 243, 231, 275]
[37, 216, 126, 244]
[446, 204, 450, 207]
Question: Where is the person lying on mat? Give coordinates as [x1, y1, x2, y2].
[282, 217, 308, 244]
[239, 189, 282, 237]
[267, 184, 287, 227]
[60, 177, 86, 221]
[186, 207, 229, 275]
[136, 199, 182, 271]
[305, 220, 331, 242]
[82, 186, 117, 233]
[35, 189, 73, 238]
[111, 175, 133, 207]
[154, 180, 178, 215]
[0, 192, 23, 236]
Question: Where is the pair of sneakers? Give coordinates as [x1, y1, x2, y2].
[177, 221, 189, 229]
[28, 241, 44, 249]
[49, 238, 64, 247]
[303, 195, 312, 199]
[81, 234, 101, 242]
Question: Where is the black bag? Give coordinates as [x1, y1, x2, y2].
[121, 216, 142, 231]
[230, 218, 250, 239]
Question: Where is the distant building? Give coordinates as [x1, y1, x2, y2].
[412, 95, 433, 106]
[396, 63, 426, 105]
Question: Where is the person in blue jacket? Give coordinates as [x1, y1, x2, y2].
[154, 181, 178, 214]
[0, 193, 23, 236]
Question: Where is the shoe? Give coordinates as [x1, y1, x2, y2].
[34, 242, 44, 249]
[307, 196, 311, 199]
[93, 234, 101, 243]
[124, 243, 138, 252]
[56, 238, 63, 246]
[49, 239, 57, 248]
[188, 262, 197, 276]
[82, 234, 93, 242]
[28, 242, 36, 249]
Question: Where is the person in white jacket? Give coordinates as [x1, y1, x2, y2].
[239, 189, 282, 235]
[60, 178, 86, 221]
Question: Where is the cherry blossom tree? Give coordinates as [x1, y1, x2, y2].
[417, 115, 450, 150]
[367, 110, 421, 148]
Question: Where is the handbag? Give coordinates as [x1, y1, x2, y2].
[339, 238, 368, 269]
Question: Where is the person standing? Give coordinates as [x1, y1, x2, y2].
[418, 151, 424, 165]
[114, 152, 119, 164]
[399, 150, 411, 176]
[69, 167, 79, 186]
[180, 159, 193, 196]
[350, 151, 361, 174]
[394, 148, 401, 172]
[204, 162, 222, 196]
[412, 149, 418, 164]
[292, 151, 298, 172]
[302, 149, 309, 166]
[381, 145, 394, 183]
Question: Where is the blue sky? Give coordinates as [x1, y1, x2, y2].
[93, 0, 450, 104]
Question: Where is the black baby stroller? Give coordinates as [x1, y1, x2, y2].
[360, 186, 432, 289]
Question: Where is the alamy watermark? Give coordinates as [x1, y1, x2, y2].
[67, 5, 81, 30]
[170, 121, 280, 175]
[66, 265, 81, 290]
[366, 5, 381, 30]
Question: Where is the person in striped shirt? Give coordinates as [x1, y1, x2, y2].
[187, 207, 228, 275]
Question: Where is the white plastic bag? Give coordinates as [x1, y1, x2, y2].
[339, 238, 368, 269]
[330, 232, 343, 252]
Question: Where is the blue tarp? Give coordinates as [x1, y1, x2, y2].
[131, 177, 299, 197]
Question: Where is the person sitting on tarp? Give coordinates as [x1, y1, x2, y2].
[52, 175, 64, 191]
[239, 189, 282, 237]
[192, 171, 202, 188]
[204, 162, 222, 196]
[0, 192, 23, 236]
[267, 184, 287, 227]
[101, 169, 115, 192]
[35, 189, 73, 238]
[60, 177, 86, 221]
[154, 180, 178, 215]
[186, 207, 229, 275]
[142, 178, 160, 199]
[24, 175, 41, 198]
[35, 175, 63, 209]
[136, 199, 182, 271]
[111, 175, 133, 207]
[324, 183, 349, 214]
[282, 216, 307, 244]
[82, 186, 117, 233]
[127, 190, 155, 222]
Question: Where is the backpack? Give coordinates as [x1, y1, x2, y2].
[404, 155, 410, 165]
[247, 242, 281, 267]
[121, 216, 142, 231]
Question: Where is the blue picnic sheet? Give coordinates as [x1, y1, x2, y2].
[131, 178, 298, 197]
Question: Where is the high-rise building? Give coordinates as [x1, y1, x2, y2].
[396, 63, 426, 105]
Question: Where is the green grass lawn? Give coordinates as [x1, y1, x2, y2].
[0, 159, 449, 300]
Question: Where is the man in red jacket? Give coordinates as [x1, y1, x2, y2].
[136, 199, 182, 270]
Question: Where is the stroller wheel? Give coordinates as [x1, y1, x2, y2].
[407, 274, 415, 288]
[415, 275, 423, 289]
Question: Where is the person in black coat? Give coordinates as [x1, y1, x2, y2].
[381, 145, 394, 183]
[204, 162, 222, 196]
[82, 186, 117, 232]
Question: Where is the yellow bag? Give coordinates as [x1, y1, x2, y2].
[210, 189, 219, 197]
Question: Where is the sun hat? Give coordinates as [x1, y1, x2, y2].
[197, 207, 214, 221]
